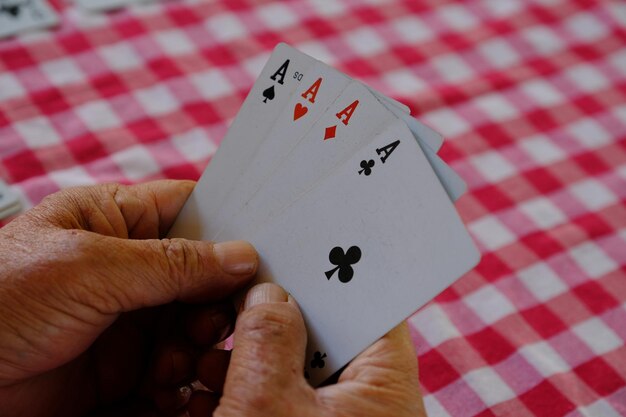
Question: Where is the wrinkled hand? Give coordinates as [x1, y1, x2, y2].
[0, 180, 259, 417]
[188, 283, 427, 417]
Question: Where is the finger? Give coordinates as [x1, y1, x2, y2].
[338, 322, 420, 387]
[77, 238, 258, 312]
[196, 349, 231, 394]
[187, 391, 220, 417]
[222, 284, 308, 396]
[31, 180, 196, 239]
[152, 345, 195, 386]
[153, 384, 193, 413]
[185, 303, 236, 346]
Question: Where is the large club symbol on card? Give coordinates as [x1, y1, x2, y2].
[323, 99, 359, 140]
[0, 0, 43, 19]
[262, 59, 290, 104]
[325, 246, 361, 283]
[293, 77, 322, 122]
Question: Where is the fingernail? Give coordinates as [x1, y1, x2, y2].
[244, 283, 288, 310]
[287, 293, 300, 309]
[213, 241, 258, 275]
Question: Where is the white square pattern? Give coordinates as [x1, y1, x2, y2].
[98, 43, 142, 71]
[49, 166, 95, 189]
[75, 101, 121, 131]
[566, 118, 611, 149]
[519, 78, 564, 107]
[257, 3, 298, 30]
[205, 13, 247, 42]
[521, 26, 564, 55]
[518, 341, 570, 378]
[437, 4, 479, 31]
[464, 285, 516, 324]
[473, 93, 518, 121]
[423, 108, 471, 137]
[477, 38, 519, 70]
[13, 117, 62, 149]
[469, 216, 517, 251]
[344, 27, 387, 56]
[111, 145, 161, 180]
[569, 179, 616, 212]
[191, 70, 235, 100]
[134, 85, 180, 116]
[575, 399, 624, 417]
[565, 64, 609, 93]
[564, 13, 609, 42]
[154, 30, 196, 55]
[469, 151, 516, 183]
[392, 16, 433, 43]
[40, 58, 85, 87]
[519, 134, 565, 165]
[572, 317, 623, 356]
[569, 241, 618, 279]
[171, 128, 217, 162]
[519, 197, 566, 230]
[381, 68, 426, 94]
[517, 262, 568, 302]
[431, 53, 474, 82]
[0, 73, 25, 101]
[409, 304, 461, 347]
[463, 367, 516, 406]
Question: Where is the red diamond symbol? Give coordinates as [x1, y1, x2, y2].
[324, 125, 337, 140]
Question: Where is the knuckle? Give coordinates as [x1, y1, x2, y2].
[159, 238, 200, 288]
[237, 304, 299, 343]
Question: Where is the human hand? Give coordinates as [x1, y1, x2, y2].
[0, 180, 258, 417]
[188, 283, 427, 417]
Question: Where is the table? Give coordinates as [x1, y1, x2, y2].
[1, 0, 625, 415]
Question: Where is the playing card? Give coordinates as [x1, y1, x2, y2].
[168, 43, 315, 240]
[420, 141, 467, 201]
[246, 118, 480, 386]
[214, 81, 401, 241]
[73, 0, 155, 12]
[0, 0, 58, 39]
[169, 45, 451, 241]
[0, 180, 21, 220]
[205, 61, 354, 237]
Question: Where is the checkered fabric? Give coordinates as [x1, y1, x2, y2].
[1, 0, 625, 415]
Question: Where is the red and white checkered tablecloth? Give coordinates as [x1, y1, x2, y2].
[1, 0, 626, 415]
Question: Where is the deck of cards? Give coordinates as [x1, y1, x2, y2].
[169, 43, 481, 386]
[0, 0, 157, 40]
[0, 180, 21, 220]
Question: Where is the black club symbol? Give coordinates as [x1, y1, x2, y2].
[0, 4, 21, 17]
[325, 246, 362, 283]
[310, 351, 327, 369]
[358, 159, 375, 176]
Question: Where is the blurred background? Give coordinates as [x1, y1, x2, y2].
[1, 0, 625, 415]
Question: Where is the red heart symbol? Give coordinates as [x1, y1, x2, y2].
[294, 103, 308, 121]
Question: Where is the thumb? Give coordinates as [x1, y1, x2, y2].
[219, 284, 308, 412]
[78, 236, 258, 313]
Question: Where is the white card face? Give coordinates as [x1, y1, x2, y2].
[247, 119, 480, 386]
[0, 0, 58, 39]
[383, 102, 444, 153]
[420, 142, 467, 201]
[168, 43, 316, 240]
[214, 81, 400, 241]
[376, 97, 462, 200]
[207, 61, 353, 237]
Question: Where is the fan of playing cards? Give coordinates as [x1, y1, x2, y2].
[169, 43, 481, 386]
